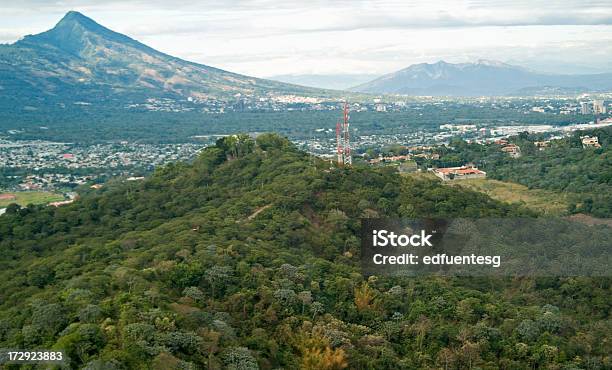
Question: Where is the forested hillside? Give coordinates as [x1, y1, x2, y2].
[488, 128, 612, 217]
[0, 134, 609, 369]
[429, 127, 612, 218]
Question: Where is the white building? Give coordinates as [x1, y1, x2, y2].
[580, 102, 592, 115]
[581, 136, 601, 148]
[593, 100, 607, 114]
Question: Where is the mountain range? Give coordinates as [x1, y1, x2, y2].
[351, 60, 612, 96]
[0, 11, 330, 105]
[1, 11, 612, 105]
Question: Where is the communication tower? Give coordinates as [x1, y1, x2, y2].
[335, 101, 351, 166]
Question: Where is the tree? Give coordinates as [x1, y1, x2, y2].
[204, 266, 232, 298]
[296, 331, 347, 370]
[54, 324, 106, 367]
[183, 286, 205, 302]
[222, 347, 259, 370]
[310, 302, 325, 320]
[31, 303, 67, 337]
[354, 283, 376, 312]
[298, 291, 313, 314]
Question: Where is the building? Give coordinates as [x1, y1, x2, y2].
[581, 136, 601, 148]
[533, 141, 550, 150]
[431, 166, 486, 181]
[412, 153, 439, 160]
[580, 102, 592, 115]
[49, 199, 74, 207]
[501, 144, 521, 158]
[440, 124, 477, 132]
[375, 104, 387, 112]
[368, 154, 411, 164]
[593, 100, 607, 115]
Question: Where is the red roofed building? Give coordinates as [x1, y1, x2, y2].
[431, 166, 486, 181]
[501, 144, 521, 158]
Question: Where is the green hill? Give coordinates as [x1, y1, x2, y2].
[0, 134, 609, 369]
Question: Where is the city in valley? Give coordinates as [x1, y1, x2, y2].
[1, 95, 610, 207]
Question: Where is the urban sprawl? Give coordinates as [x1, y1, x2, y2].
[1, 95, 610, 205]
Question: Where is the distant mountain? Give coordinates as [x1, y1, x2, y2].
[351, 60, 612, 96]
[269, 74, 379, 90]
[0, 11, 330, 105]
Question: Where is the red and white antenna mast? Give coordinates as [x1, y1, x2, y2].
[343, 101, 352, 166]
[336, 119, 343, 165]
[335, 101, 351, 166]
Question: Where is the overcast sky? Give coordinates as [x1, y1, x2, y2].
[1, 0, 611, 77]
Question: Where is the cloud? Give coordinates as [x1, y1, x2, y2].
[0, 0, 611, 76]
[0, 28, 32, 43]
[4, 1, 612, 31]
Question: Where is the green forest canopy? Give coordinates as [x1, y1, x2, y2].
[0, 134, 609, 369]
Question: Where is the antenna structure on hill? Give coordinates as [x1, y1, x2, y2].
[336, 101, 351, 166]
